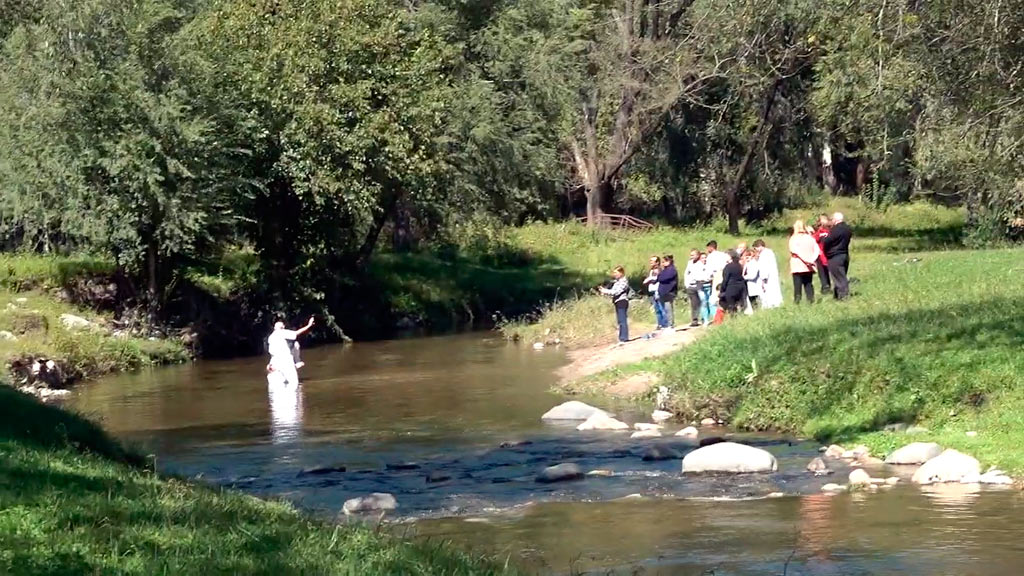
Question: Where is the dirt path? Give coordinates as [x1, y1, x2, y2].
[555, 326, 705, 391]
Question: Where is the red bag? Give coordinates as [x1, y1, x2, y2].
[712, 308, 725, 325]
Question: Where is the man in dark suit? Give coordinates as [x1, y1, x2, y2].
[822, 212, 852, 299]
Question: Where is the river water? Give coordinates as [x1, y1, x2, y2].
[69, 333, 1024, 575]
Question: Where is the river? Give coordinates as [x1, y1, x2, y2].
[68, 333, 1024, 575]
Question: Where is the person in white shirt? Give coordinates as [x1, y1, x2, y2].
[742, 249, 761, 312]
[683, 249, 705, 327]
[266, 316, 314, 386]
[753, 239, 783, 309]
[705, 240, 730, 278]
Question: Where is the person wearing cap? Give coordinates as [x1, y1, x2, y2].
[266, 316, 315, 386]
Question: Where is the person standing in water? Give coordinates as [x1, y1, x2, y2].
[267, 316, 315, 386]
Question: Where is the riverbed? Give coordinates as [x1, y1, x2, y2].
[69, 333, 1024, 575]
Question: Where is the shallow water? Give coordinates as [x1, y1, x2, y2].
[69, 333, 1024, 574]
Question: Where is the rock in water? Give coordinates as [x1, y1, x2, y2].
[576, 414, 630, 431]
[630, 429, 662, 439]
[884, 442, 943, 465]
[821, 483, 847, 492]
[806, 457, 831, 475]
[700, 417, 717, 426]
[634, 423, 663, 431]
[642, 446, 680, 461]
[536, 463, 585, 484]
[386, 462, 421, 471]
[426, 471, 452, 484]
[911, 449, 981, 485]
[682, 442, 778, 474]
[343, 493, 397, 514]
[542, 401, 609, 421]
[651, 410, 674, 423]
[587, 469, 615, 477]
[823, 444, 845, 458]
[298, 465, 347, 477]
[675, 426, 699, 438]
[841, 445, 871, 459]
[848, 469, 873, 486]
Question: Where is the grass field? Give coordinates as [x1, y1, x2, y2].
[500, 200, 1024, 475]
[0, 386, 517, 576]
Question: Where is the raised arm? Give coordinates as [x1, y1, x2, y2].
[294, 316, 315, 337]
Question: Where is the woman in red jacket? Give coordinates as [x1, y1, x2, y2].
[812, 214, 832, 293]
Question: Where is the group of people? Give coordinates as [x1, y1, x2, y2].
[601, 212, 853, 343]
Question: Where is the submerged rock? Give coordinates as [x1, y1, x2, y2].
[426, 471, 452, 484]
[630, 429, 662, 439]
[536, 463, 585, 484]
[675, 426, 699, 438]
[499, 440, 533, 448]
[298, 465, 347, 477]
[576, 413, 629, 431]
[821, 483, 847, 493]
[912, 449, 980, 485]
[386, 462, 421, 471]
[698, 436, 726, 448]
[633, 423, 663, 431]
[642, 446, 680, 461]
[542, 401, 608, 421]
[587, 469, 615, 477]
[806, 457, 831, 475]
[682, 442, 778, 474]
[343, 493, 398, 514]
[884, 442, 943, 465]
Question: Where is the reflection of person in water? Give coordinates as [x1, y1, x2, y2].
[798, 493, 838, 570]
[268, 376, 303, 444]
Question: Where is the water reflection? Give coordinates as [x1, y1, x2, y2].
[268, 381, 303, 444]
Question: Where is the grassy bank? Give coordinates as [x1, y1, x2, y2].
[0, 386, 516, 575]
[0, 255, 189, 389]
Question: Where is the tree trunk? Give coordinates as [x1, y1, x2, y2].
[356, 190, 400, 268]
[392, 196, 412, 252]
[725, 79, 781, 235]
[146, 240, 159, 323]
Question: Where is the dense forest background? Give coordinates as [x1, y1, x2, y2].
[1, 0, 1021, 345]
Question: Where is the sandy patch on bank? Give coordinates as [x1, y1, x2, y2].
[556, 327, 704, 389]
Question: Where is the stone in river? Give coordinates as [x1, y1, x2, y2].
[642, 446, 680, 461]
[343, 493, 398, 514]
[806, 457, 831, 475]
[576, 413, 630, 431]
[630, 429, 662, 439]
[682, 442, 778, 474]
[821, 483, 847, 492]
[499, 440, 533, 448]
[698, 436, 726, 448]
[542, 401, 609, 421]
[536, 463, 585, 484]
[840, 445, 871, 459]
[675, 426, 699, 438]
[298, 465, 346, 477]
[587, 469, 615, 477]
[848, 468, 873, 486]
[426, 471, 452, 484]
[700, 417, 717, 426]
[634, 423, 663, 431]
[884, 442, 943, 465]
[911, 449, 980, 485]
[386, 462, 421, 471]
[823, 444, 845, 458]
[651, 410, 674, 423]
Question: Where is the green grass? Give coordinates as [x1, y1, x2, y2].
[0, 386, 519, 575]
[0, 289, 189, 386]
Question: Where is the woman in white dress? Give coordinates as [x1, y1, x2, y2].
[753, 239, 783, 309]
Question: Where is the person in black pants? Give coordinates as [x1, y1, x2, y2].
[822, 212, 853, 300]
[719, 251, 747, 315]
[656, 254, 679, 329]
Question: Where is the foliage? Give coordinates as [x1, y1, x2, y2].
[0, 388, 520, 575]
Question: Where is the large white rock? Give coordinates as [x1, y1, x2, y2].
[682, 442, 778, 474]
[576, 413, 629, 431]
[630, 429, 662, 439]
[342, 493, 397, 514]
[59, 313, 93, 330]
[884, 442, 943, 465]
[651, 410, 674, 423]
[542, 401, 608, 421]
[911, 449, 981, 485]
[848, 469, 872, 486]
